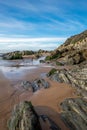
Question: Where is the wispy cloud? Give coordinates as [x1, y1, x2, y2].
[0, 37, 67, 52]
[0, 15, 35, 30]
[0, 14, 85, 38]
[0, 0, 38, 12]
[0, 0, 87, 52]
[0, 0, 86, 34]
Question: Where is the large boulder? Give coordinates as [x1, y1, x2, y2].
[7, 101, 42, 130]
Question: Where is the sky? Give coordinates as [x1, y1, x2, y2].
[0, 0, 87, 52]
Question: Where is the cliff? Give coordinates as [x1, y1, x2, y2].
[46, 30, 87, 65]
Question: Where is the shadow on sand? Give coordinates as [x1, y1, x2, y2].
[34, 106, 70, 130]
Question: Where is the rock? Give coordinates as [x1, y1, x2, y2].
[49, 62, 87, 98]
[39, 60, 45, 63]
[66, 50, 86, 65]
[7, 101, 42, 130]
[3, 51, 23, 60]
[60, 98, 87, 130]
[48, 62, 87, 130]
[32, 78, 49, 91]
[20, 79, 49, 92]
[21, 81, 32, 90]
[40, 79, 49, 88]
[49, 69, 70, 83]
[46, 30, 87, 65]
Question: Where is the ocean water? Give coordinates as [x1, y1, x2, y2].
[0, 57, 51, 80]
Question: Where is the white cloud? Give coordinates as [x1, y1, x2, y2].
[0, 37, 66, 43]
[0, 37, 67, 52]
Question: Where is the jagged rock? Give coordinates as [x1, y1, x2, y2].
[21, 81, 32, 90]
[7, 101, 42, 130]
[20, 79, 49, 92]
[49, 62, 87, 98]
[60, 98, 87, 130]
[32, 78, 49, 92]
[65, 50, 86, 65]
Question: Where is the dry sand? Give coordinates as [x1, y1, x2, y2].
[0, 66, 77, 130]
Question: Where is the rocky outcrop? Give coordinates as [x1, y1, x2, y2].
[3, 50, 50, 60]
[47, 54, 87, 129]
[3, 51, 23, 60]
[61, 98, 87, 130]
[48, 62, 87, 98]
[7, 101, 42, 130]
[65, 49, 87, 65]
[20, 79, 49, 92]
[46, 30, 87, 65]
[31, 78, 49, 92]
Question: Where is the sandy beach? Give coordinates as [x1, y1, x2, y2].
[0, 64, 77, 130]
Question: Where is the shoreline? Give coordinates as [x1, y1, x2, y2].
[0, 64, 77, 130]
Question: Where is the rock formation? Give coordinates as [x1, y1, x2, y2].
[61, 98, 87, 130]
[47, 61, 87, 129]
[46, 30, 87, 65]
[20, 78, 49, 92]
[48, 62, 87, 98]
[3, 50, 50, 60]
[7, 101, 42, 130]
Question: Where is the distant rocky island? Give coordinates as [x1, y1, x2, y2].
[5, 30, 87, 130]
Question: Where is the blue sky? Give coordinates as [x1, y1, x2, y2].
[0, 0, 87, 52]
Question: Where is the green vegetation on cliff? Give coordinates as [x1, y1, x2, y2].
[46, 30, 87, 65]
[23, 50, 34, 55]
[45, 52, 61, 61]
[3, 51, 23, 60]
[3, 49, 50, 60]
[10, 53, 23, 60]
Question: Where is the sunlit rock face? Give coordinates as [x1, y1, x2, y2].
[47, 30, 87, 65]
[7, 101, 42, 130]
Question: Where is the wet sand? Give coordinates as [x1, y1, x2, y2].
[30, 79, 76, 130]
[0, 66, 77, 130]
